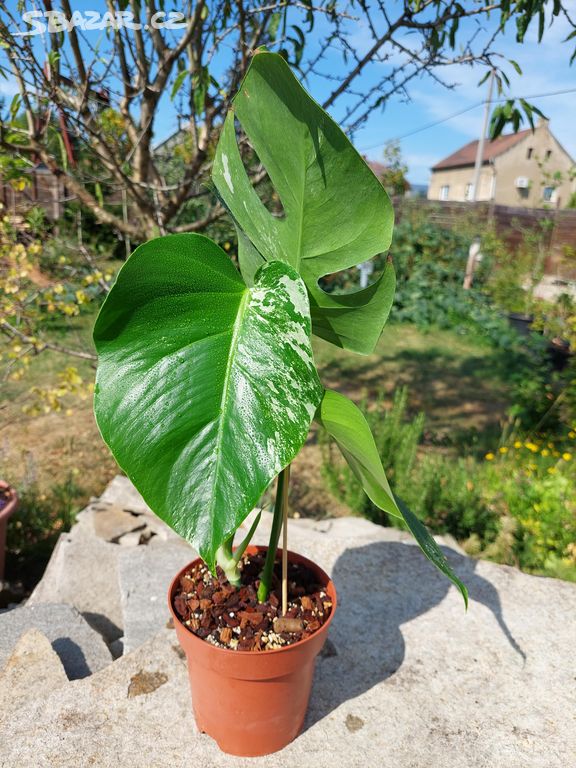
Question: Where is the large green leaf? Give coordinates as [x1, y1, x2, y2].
[93, 234, 322, 568]
[317, 390, 468, 607]
[212, 50, 395, 355]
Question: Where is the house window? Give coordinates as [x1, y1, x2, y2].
[543, 186, 556, 203]
[440, 185, 449, 201]
[465, 183, 474, 201]
[545, 150, 552, 160]
[527, 147, 533, 159]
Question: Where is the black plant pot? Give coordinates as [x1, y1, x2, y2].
[507, 312, 534, 337]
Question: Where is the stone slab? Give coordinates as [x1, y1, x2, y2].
[91, 504, 148, 542]
[98, 476, 184, 541]
[0, 604, 112, 680]
[0, 531, 575, 767]
[4, 476, 575, 765]
[0, 629, 68, 718]
[99, 475, 151, 513]
[118, 541, 197, 653]
[27, 525, 124, 642]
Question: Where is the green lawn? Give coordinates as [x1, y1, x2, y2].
[313, 323, 510, 438]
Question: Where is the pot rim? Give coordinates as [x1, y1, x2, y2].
[167, 545, 337, 658]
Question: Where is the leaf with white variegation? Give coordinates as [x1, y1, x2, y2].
[212, 51, 395, 355]
[317, 389, 468, 607]
[93, 234, 322, 568]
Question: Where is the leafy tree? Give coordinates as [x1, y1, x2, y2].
[0, 0, 574, 238]
[379, 141, 409, 197]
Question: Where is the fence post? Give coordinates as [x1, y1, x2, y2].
[51, 176, 61, 220]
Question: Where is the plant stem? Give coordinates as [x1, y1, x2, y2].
[233, 510, 261, 565]
[258, 464, 290, 603]
[215, 510, 262, 587]
[215, 534, 242, 587]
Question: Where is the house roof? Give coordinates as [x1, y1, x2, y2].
[432, 129, 532, 170]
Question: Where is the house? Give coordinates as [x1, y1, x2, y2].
[428, 120, 575, 208]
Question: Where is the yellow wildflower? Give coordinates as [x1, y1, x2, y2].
[547, 467, 557, 475]
[525, 442, 539, 453]
[541, 449, 550, 457]
[485, 452, 495, 461]
[514, 441, 522, 449]
[569, 432, 575, 439]
[499, 446, 508, 454]
[562, 453, 572, 461]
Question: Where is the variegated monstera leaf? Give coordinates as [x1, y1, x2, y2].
[213, 51, 395, 355]
[93, 234, 322, 567]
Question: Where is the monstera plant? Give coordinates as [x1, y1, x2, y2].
[93, 51, 467, 607]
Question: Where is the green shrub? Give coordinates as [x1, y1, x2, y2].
[320, 387, 576, 581]
[481, 437, 576, 579]
[6, 473, 84, 559]
[320, 387, 499, 544]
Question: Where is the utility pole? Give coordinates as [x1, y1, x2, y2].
[470, 68, 495, 203]
[464, 68, 495, 290]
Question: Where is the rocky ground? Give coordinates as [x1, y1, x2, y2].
[0, 476, 574, 767]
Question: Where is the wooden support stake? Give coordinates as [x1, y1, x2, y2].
[281, 464, 291, 617]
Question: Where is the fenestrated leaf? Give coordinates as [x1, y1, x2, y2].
[317, 389, 468, 607]
[93, 234, 322, 568]
[308, 263, 396, 352]
[212, 51, 395, 355]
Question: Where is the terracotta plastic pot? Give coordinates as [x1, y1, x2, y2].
[0, 481, 18, 582]
[168, 545, 337, 757]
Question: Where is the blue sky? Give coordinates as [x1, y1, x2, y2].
[2, 1, 575, 185]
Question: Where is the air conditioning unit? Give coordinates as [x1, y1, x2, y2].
[515, 177, 530, 189]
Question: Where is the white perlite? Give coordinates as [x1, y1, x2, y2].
[0, 476, 574, 767]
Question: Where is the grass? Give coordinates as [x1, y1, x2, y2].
[314, 323, 510, 437]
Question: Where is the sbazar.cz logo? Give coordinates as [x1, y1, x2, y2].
[15, 10, 187, 36]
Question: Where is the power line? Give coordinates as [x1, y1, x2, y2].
[358, 87, 576, 151]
